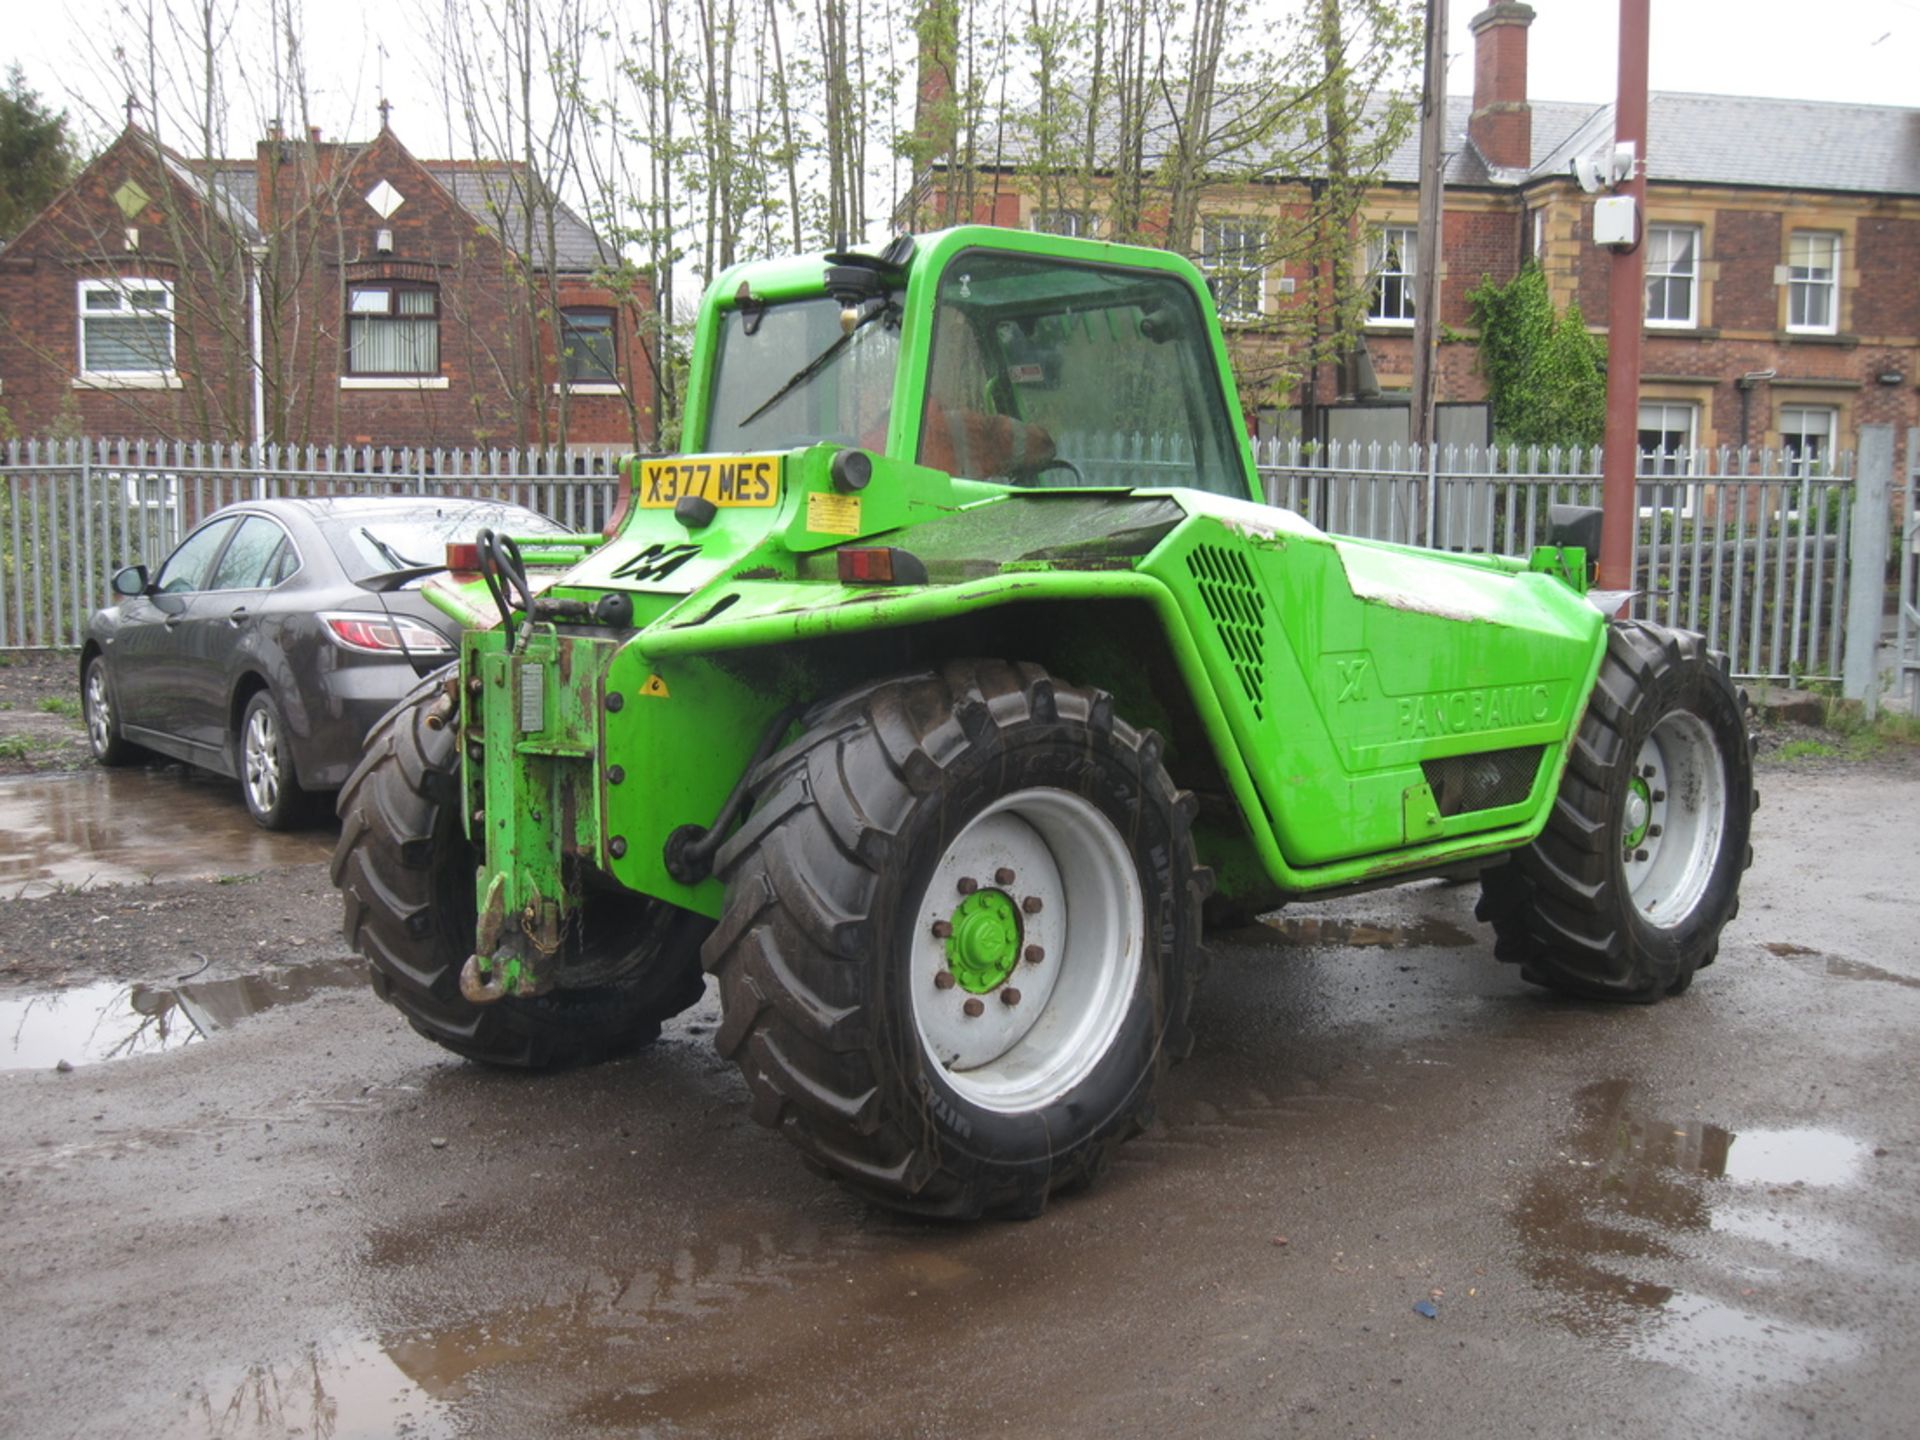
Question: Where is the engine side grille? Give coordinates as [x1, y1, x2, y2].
[1187, 543, 1268, 722]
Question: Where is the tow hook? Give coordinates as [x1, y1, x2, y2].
[460, 955, 508, 1004]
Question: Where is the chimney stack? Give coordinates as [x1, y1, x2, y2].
[1469, 3, 1534, 172]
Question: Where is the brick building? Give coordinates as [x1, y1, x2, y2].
[908, 2, 1920, 469]
[0, 120, 655, 453]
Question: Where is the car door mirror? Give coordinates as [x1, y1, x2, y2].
[112, 564, 152, 598]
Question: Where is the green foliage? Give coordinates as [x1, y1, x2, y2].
[37, 695, 80, 718]
[1468, 262, 1608, 448]
[0, 66, 75, 242]
[1776, 738, 1836, 760]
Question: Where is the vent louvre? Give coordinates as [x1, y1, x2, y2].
[1187, 543, 1267, 721]
[1421, 746, 1545, 817]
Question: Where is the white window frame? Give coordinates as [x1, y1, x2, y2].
[1367, 224, 1418, 327]
[1200, 216, 1266, 321]
[1031, 208, 1096, 239]
[1643, 224, 1700, 329]
[76, 278, 178, 387]
[1778, 405, 1838, 478]
[1786, 231, 1840, 335]
[1637, 400, 1698, 517]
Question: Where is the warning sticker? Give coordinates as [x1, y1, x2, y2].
[640, 674, 671, 698]
[807, 491, 862, 536]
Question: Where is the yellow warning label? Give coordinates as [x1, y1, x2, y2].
[640, 674, 671, 698]
[807, 491, 862, 536]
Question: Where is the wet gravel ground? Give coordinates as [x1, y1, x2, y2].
[0, 749, 1916, 1438]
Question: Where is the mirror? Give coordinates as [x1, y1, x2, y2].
[111, 564, 150, 598]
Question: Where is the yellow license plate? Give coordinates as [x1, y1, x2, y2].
[637, 455, 780, 509]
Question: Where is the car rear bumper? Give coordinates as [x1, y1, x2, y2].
[297, 658, 451, 791]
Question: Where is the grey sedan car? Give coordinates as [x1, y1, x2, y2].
[81, 495, 571, 828]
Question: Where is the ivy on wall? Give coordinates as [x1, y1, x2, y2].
[1467, 262, 1608, 448]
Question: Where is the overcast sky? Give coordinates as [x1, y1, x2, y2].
[5, 0, 1914, 157]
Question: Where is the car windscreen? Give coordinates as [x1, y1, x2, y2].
[319, 504, 573, 580]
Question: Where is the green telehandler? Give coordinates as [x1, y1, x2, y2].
[333, 226, 1753, 1218]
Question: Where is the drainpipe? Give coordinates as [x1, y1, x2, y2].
[1735, 369, 1775, 450]
[249, 242, 269, 496]
[1597, 0, 1649, 590]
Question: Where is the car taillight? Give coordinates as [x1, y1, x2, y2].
[321, 613, 455, 655]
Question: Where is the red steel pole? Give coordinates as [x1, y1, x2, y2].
[1598, 0, 1650, 589]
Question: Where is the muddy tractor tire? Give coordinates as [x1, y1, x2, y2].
[703, 660, 1206, 1219]
[333, 668, 709, 1068]
[1477, 621, 1755, 1002]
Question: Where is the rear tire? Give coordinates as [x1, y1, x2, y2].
[1477, 621, 1754, 1002]
[240, 690, 312, 830]
[332, 668, 709, 1068]
[703, 660, 1205, 1219]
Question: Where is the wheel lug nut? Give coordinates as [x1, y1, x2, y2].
[995, 867, 1016, 886]
[1024, 944, 1045, 965]
[1633, 848, 1650, 862]
[1652, 789, 1666, 802]
[930, 919, 953, 939]
[963, 997, 985, 1017]
[1642, 765, 1657, 778]
[1022, 895, 1044, 915]
[1001, 987, 1022, 1006]
[957, 876, 978, 895]
[1648, 824, 1663, 837]
[934, 970, 956, 990]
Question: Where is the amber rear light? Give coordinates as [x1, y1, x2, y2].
[836, 547, 928, 585]
[445, 541, 481, 572]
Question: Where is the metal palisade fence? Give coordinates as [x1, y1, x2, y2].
[0, 438, 628, 649]
[0, 433, 1870, 688]
[1251, 437, 1858, 686]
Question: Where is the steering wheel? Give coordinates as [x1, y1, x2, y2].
[1028, 457, 1084, 486]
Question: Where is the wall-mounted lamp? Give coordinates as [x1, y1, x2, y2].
[375, 228, 394, 254]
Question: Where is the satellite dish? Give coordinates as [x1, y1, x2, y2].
[1572, 154, 1609, 194]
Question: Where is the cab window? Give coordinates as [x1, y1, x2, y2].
[918, 250, 1248, 497]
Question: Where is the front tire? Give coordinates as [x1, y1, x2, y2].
[332, 669, 710, 1068]
[1477, 621, 1754, 1001]
[704, 660, 1205, 1219]
[83, 655, 140, 766]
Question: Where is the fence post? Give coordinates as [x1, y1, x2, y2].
[1843, 424, 1893, 712]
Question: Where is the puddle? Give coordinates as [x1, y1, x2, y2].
[1512, 1080, 1874, 1345]
[0, 769, 334, 897]
[177, 1218, 983, 1437]
[1762, 941, 1920, 990]
[175, 1336, 457, 1440]
[0, 956, 364, 1070]
[1258, 914, 1476, 949]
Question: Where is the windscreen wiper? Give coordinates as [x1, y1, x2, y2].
[358, 526, 421, 571]
[737, 300, 896, 429]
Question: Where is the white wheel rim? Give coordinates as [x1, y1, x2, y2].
[243, 705, 281, 814]
[85, 667, 113, 755]
[1622, 711, 1726, 929]
[907, 787, 1144, 1114]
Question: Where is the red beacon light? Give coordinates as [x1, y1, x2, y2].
[445, 541, 482, 573]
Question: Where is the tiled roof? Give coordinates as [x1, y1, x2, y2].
[202, 152, 610, 271]
[959, 90, 1920, 197]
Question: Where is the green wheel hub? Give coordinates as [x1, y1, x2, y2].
[945, 889, 1023, 994]
[1623, 775, 1653, 849]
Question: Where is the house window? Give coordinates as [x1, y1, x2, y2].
[1032, 208, 1095, 239]
[1637, 400, 1696, 475]
[559, 309, 617, 385]
[347, 284, 440, 375]
[1367, 225, 1417, 325]
[1787, 232, 1839, 334]
[78, 279, 175, 376]
[1644, 224, 1700, 327]
[1779, 405, 1837, 476]
[1200, 217, 1265, 321]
